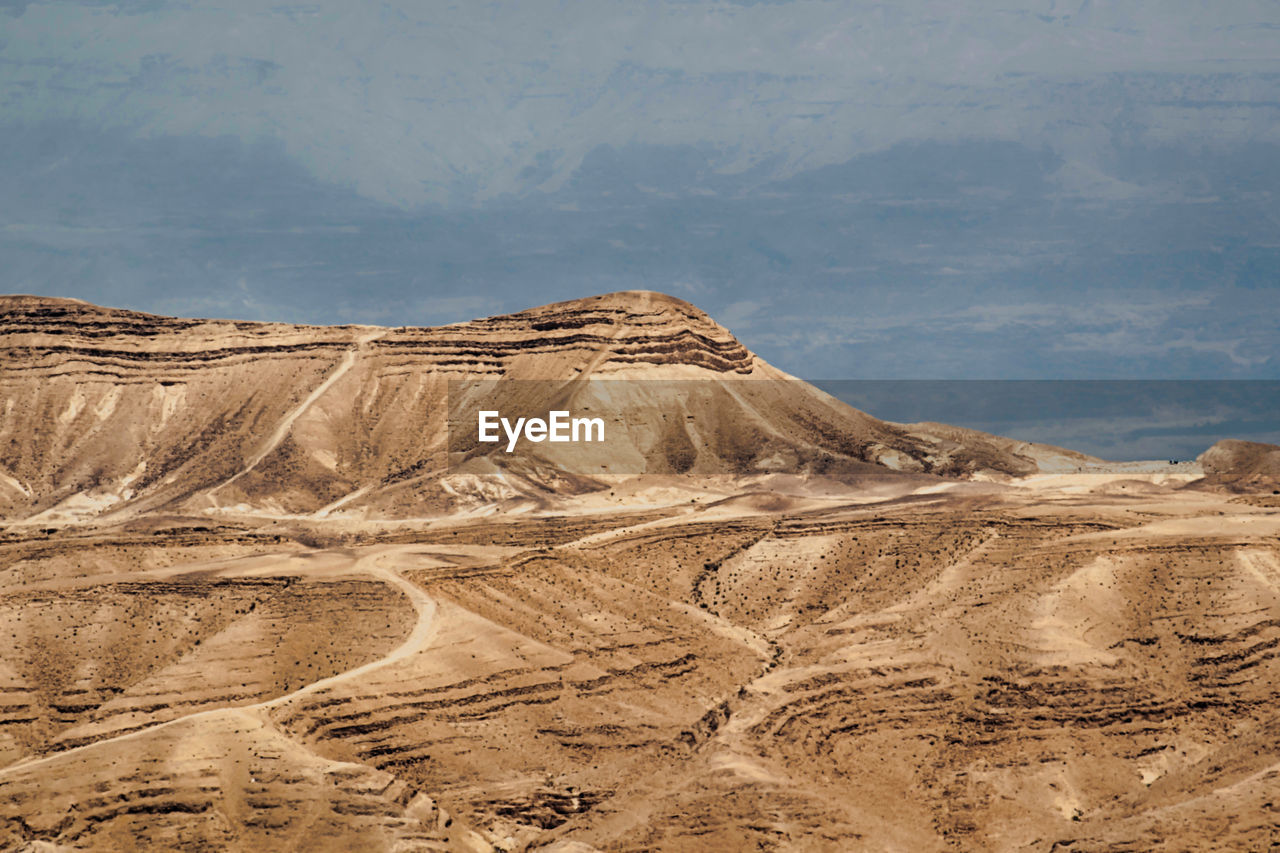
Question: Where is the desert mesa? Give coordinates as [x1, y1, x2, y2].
[0, 289, 1113, 523]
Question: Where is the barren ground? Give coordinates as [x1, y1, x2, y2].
[2, 475, 1277, 852]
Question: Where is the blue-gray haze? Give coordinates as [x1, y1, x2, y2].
[2, 0, 1278, 387]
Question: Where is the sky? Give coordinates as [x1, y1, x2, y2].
[2, 0, 1279, 380]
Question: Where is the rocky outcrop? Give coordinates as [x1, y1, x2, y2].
[1197, 439, 1280, 492]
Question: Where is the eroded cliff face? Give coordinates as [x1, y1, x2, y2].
[0, 290, 1038, 523]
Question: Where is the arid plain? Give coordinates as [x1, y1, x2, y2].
[1, 292, 1277, 851]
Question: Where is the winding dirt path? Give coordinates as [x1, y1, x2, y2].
[1, 544, 436, 775]
[1238, 548, 1280, 593]
[261, 549, 438, 708]
[210, 328, 384, 498]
